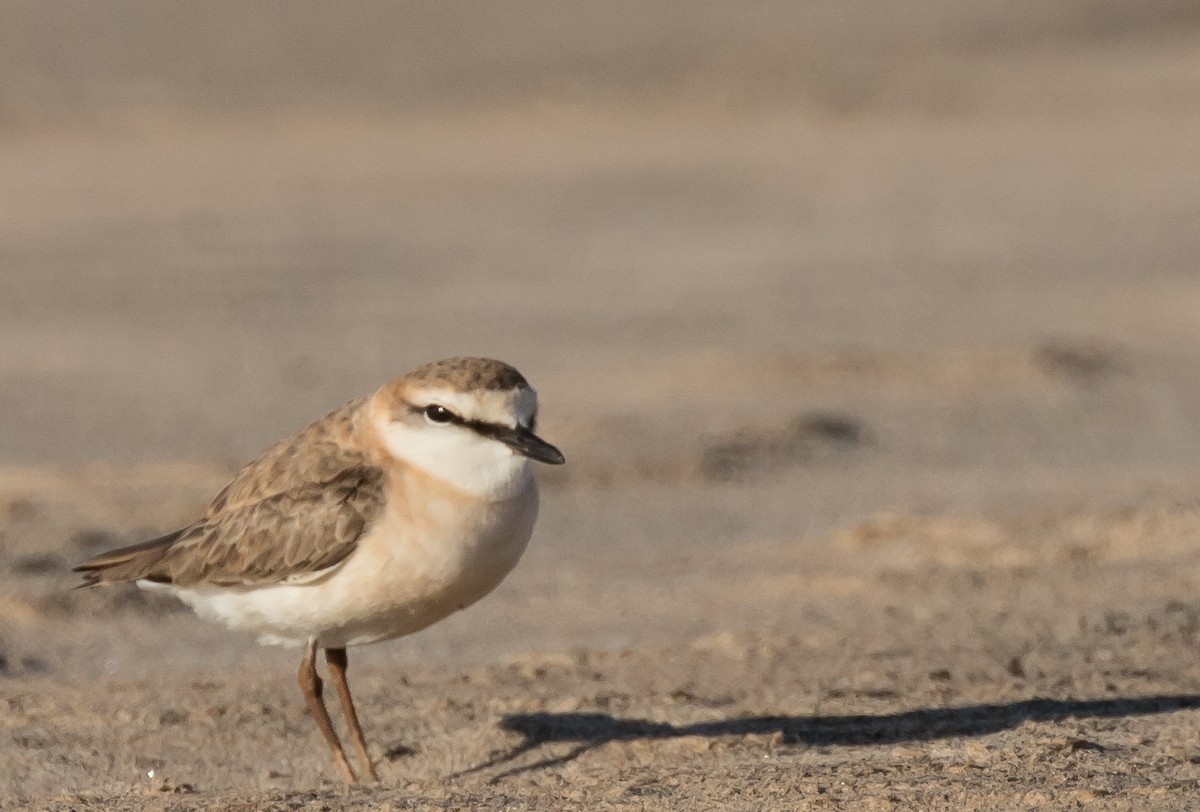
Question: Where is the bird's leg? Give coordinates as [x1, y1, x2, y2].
[298, 638, 357, 784]
[325, 647, 379, 781]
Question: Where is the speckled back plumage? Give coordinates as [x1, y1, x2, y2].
[75, 398, 386, 587]
[207, 397, 373, 516]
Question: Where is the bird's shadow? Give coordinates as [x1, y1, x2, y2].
[454, 694, 1200, 782]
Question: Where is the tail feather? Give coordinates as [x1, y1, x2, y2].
[72, 528, 187, 587]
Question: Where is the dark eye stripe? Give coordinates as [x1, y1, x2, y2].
[405, 401, 529, 439]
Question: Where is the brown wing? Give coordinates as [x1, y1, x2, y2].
[75, 397, 387, 588]
[205, 397, 371, 516]
[75, 465, 386, 587]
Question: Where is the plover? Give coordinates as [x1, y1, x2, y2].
[74, 357, 564, 783]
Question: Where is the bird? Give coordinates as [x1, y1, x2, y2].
[73, 357, 565, 784]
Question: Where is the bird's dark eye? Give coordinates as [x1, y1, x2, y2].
[423, 404, 456, 424]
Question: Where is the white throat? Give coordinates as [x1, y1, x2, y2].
[378, 418, 532, 499]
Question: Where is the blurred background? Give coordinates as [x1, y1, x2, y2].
[2, 0, 1199, 467]
[3, 0, 1200, 669]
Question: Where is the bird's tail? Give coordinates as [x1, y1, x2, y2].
[72, 528, 186, 588]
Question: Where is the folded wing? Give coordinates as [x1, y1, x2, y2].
[75, 464, 386, 588]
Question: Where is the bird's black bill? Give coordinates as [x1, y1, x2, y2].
[488, 425, 566, 465]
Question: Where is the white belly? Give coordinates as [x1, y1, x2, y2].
[153, 483, 539, 648]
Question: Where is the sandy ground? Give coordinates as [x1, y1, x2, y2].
[4, 2, 1200, 809]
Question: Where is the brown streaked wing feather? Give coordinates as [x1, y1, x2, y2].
[146, 465, 387, 587]
[75, 395, 387, 588]
[206, 397, 371, 517]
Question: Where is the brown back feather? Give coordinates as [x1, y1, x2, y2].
[74, 397, 387, 588]
[206, 397, 370, 515]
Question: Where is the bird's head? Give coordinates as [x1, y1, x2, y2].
[373, 357, 564, 497]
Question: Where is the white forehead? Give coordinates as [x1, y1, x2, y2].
[411, 384, 538, 428]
